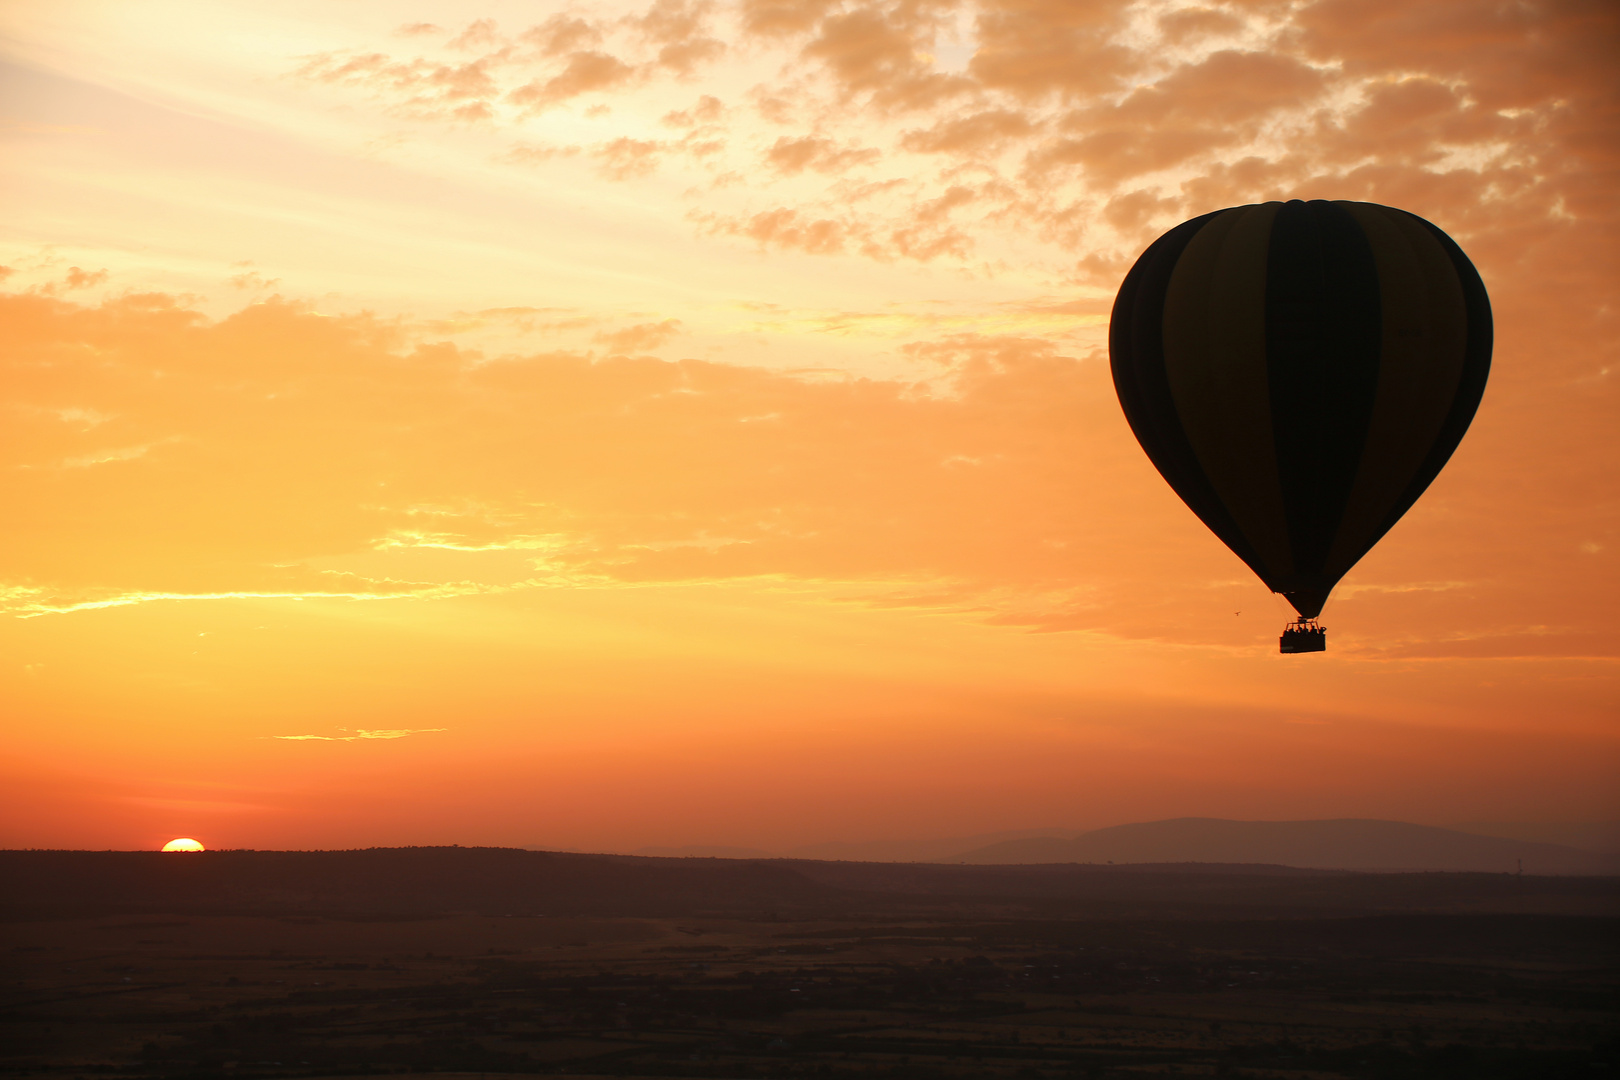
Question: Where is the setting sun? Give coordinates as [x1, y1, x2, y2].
[161, 838, 205, 852]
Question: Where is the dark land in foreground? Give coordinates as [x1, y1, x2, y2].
[3, 848, 1618, 1079]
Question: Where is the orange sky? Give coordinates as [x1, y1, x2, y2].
[1, 0, 1615, 852]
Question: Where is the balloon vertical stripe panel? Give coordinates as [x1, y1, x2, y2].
[1364, 214, 1494, 565]
[1109, 199, 1492, 641]
[1327, 204, 1470, 573]
[1111, 209, 1271, 585]
[1162, 204, 1293, 581]
[1263, 200, 1385, 603]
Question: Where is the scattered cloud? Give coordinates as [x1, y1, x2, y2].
[61, 267, 108, 290]
[765, 135, 879, 175]
[284, 0, 1612, 289]
[447, 18, 503, 52]
[5, 0, 1615, 662]
[722, 207, 849, 255]
[661, 94, 724, 126]
[899, 109, 1035, 155]
[227, 265, 281, 291]
[10, 286, 1597, 657]
[509, 51, 638, 111]
[631, 0, 726, 73]
[27, 266, 113, 297]
[596, 318, 682, 353]
[594, 136, 664, 178]
[295, 49, 508, 122]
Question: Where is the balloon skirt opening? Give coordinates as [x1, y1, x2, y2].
[1280, 619, 1326, 654]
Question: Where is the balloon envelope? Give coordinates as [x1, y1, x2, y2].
[1110, 199, 1491, 620]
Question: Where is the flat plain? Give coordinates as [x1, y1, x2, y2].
[3, 850, 1616, 1079]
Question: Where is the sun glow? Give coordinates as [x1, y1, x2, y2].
[161, 838, 205, 852]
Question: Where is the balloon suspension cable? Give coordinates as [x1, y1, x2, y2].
[1279, 616, 1326, 655]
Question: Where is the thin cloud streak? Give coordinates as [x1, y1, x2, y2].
[271, 728, 449, 741]
[3, 584, 500, 619]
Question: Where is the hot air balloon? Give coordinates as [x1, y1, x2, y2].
[1109, 200, 1491, 653]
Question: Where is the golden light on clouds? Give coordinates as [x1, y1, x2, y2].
[0, 0, 1614, 852]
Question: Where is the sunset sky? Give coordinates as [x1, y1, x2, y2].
[2, 0, 1615, 853]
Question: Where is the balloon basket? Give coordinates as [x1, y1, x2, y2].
[1280, 618, 1326, 654]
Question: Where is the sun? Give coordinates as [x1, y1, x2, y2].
[161, 838, 205, 852]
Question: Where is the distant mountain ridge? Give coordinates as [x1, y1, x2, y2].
[947, 818, 1620, 875]
[629, 828, 1083, 863]
[1450, 820, 1620, 854]
[785, 828, 1082, 863]
[627, 820, 1619, 873]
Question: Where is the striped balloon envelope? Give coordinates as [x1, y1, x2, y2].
[1110, 200, 1492, 652]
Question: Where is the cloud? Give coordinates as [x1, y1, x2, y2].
[661, 94, 724, 126]
[422, 305, 587, 333]
[798, 3, 972, 110]
[899, 109, 1035, 155]
[0, 290, 1138, 624]
[631, 0, 726, 73]
[498, 141, 581, 165]
[699, 189, 978, 262]
[289, 0, 1615, 297]
[968, 0, 1135, 102]
[295, 50, 507, 121]
[1157, 6, 1246, 45]
[27, 266, 114, 298]
[1027, 50, 1328, 187]
[1, 574, 496, 618]
[272, 728, 448, 741]
[57, 440, 168, 469]
[448, 18, 503, 51]
[765, 135, 879, 175]
[1101, 188, 1182, 233]
[654, 36, 726, 74]
[722, 207, 849, 254]
[596, 319, 682, 353]
[523, 15, 603, 57]
[738, 0, 843, 38]
[62, 267, 108, 290]
[1, 281, 1613, 657]
[295, 3, 726, 123]
[508, 51, 638, 110]
[227, 266, 281, 291]
[10, 0, 1618, 658]
[593, 136, 665, 178]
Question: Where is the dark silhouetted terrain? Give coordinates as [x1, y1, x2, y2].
[4, 848, 1617, 1078]
[6, 846, 1619, 923]
[0, 848, 827, 920]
